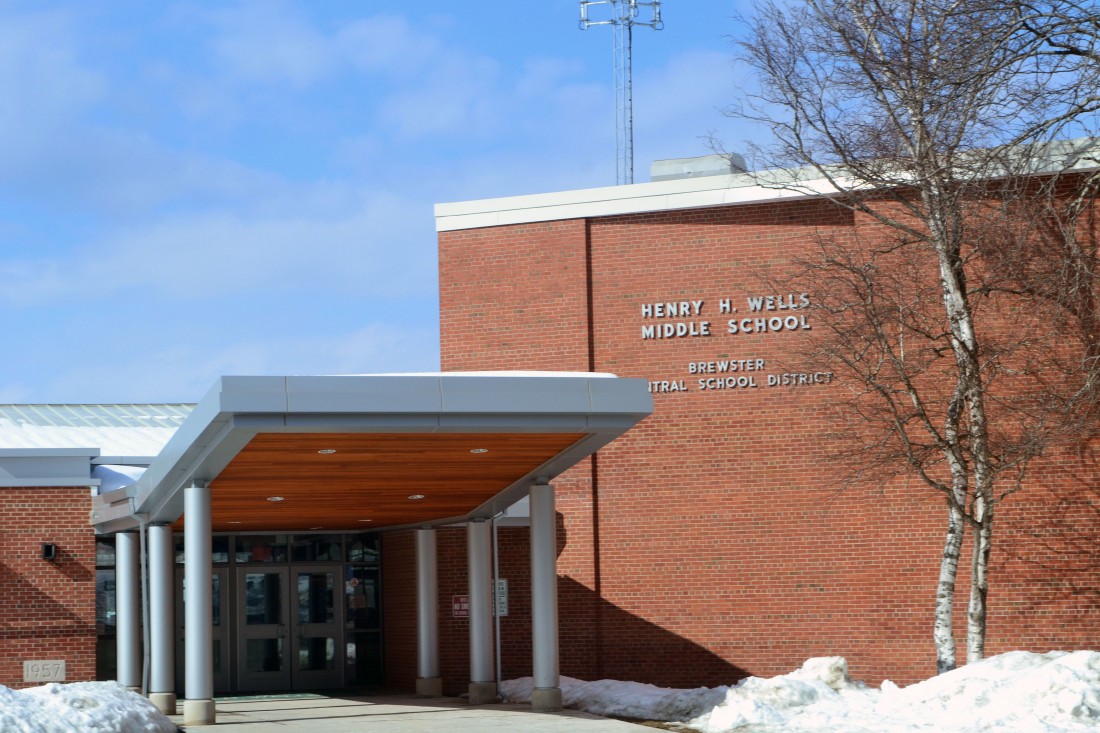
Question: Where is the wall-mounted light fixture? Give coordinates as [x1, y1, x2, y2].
[41, 543, 57, 561]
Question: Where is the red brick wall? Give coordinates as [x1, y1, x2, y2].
[0, 487, 97, 688]
[383, 526, 538, 695]
[381, 530, 417, 691]
[436, 198, 1100, 689]
[439, 219, 591, 372]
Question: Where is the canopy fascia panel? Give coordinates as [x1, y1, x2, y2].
[90, 374, 651, 534]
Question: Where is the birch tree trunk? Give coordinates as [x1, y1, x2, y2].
[934, 500, 965, 673]
[968, 500, 994, 663]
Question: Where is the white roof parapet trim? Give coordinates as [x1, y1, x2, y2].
[435, 137, 1100, 232]
[434, 171, 844, 232]
[0, 448, 101, 489]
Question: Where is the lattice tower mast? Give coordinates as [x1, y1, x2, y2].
[580, 1, 663, 185]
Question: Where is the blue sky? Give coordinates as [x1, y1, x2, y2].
[0, 1, 757, 403]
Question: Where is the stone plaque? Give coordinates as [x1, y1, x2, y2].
[23, 660, 65, 683]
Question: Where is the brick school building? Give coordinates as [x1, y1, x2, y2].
[425, 156, 1100, 689]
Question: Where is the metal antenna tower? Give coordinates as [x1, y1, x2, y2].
[579, 1, 663, 185]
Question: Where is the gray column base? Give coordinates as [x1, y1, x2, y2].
[531, 687, 563, 712]
[183, 699, 216, 726]
[149, 692, 177, 715]
[416, 676, 443, 697]
[467, 681, 498, 705]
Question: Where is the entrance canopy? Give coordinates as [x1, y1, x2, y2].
[90, 373, 651, 534]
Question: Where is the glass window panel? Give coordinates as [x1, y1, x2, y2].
[212, 536, 229, 564]
[344, 566, 380, 630]
[213, 639, 222, 673]
[298, 572, 334, 624]
[174, 536, 231, 565]
[95, 538, 115, 567]
[298, 637, 335, 671]
[212, 574, 221, 627]
[291, 534, 341, 562]
[245, 638, 283, 673]
[236, 535, 288, 563]
[96, 569, 116, 631]
[345, 532, 380, 564]
[244, 573, 282, 625]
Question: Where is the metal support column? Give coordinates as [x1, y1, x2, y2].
[115, 531, 142, 692]
[466, 520, 496, 704]
[530, 480, 562, 711]
[183, 482, 215, 726]
[148, 523, 176, 714]
[415, 528, 442, 697]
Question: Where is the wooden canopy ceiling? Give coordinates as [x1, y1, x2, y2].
[88, 374, 652, 537]
[173, 431, 586, 533]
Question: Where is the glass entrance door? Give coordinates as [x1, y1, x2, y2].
[292, 568, 341, 688]
[236, 566, 343, 691]
[238, 569, 290, 691]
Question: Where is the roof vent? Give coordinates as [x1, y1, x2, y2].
[650, 153, 747, 182]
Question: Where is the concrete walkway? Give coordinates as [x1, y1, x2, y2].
[170, 694, 654, 732]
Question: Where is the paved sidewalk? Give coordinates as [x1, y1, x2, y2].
[170, 694, 654, 732]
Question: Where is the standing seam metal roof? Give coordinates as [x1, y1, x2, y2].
[0, 404, 193, 458]
[0, 404, 193, 428]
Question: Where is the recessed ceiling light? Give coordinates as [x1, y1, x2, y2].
[227, 521, 242, 525]
[358, 519, 373, 522]
[266, 496, 285, 502]
[408, 494, 426, 500]
[309, 526, 323, 530]
[470, 448, 489, 454]
[317, 449, 336, 454]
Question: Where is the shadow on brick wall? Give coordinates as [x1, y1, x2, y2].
[997, 486, 1100, 606]
[421, 516, 751, 695]
[0, 564, 92, 628]
[561, 575, 751, 689]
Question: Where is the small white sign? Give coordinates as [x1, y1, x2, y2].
[494, 578, 509, 617]
[24, 660, 65, 683]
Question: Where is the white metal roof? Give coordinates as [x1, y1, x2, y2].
[0, 404, 192, 459]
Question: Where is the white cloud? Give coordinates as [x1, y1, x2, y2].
[41, 322, 440, 403]
[205, 0, 336, 88]
[0, 9, 105, 133]
[0, 183, 436, 306]
[631, 48, 770, 170]
[336, 15, 442, 77]
[378, 52, 502, 140]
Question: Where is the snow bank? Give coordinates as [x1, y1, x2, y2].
[502, 651, 1100, 733]
[500, 675, 726, 721]
[0, 681, 177, 733]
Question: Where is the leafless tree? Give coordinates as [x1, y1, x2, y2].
[736, 0, 1100, 673]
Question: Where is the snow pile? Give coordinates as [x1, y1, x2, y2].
[0, 681, 177, 732]
[502, 650, 1100, 733]
[500, 675, 726, 721]
[690, 655, 873, 732]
